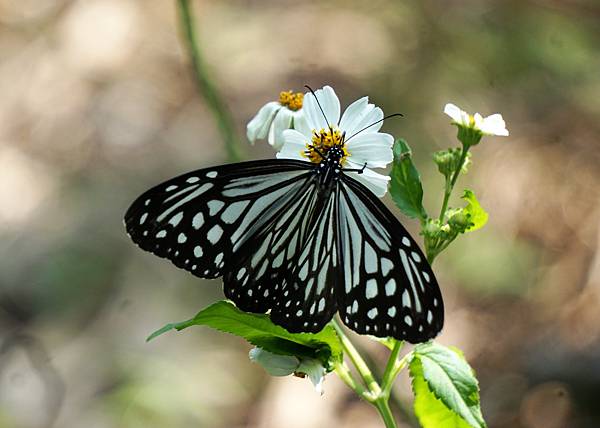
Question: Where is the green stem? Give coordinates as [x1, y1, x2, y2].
[331, 319, 381, 399]
[380, 340, 405, 398]
[177, 0, 242, 162]
[374, 398, 398, 428]
[334, 361, 369, 400]
[438, 145, 469, 221]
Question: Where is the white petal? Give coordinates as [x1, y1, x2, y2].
[293, 108, 313, 139]
[277, 129, 308, 161]
[296, 358, 326, 395]
[339, 97, 385, 136]
[481, 113, 509, 136]
[268, 108, 294, 150]
[345, 132, 393, 168]
[249, 348, 299, 376]
[443, 103, 463, 123]
[473, 113, 484, 130]
[444, 103, 471, 126]
[302, 86, 340, 131]
[345, 160, 391, 197]
[246, 102, 281, 143]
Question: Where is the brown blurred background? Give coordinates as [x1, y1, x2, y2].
[1, 1, 599, 427]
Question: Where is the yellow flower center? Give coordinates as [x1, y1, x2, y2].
[302, 127, 349, 164]
[279, 90, 303, 111]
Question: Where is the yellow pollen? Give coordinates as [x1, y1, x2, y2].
[302, 127, 349, 164]
[279, 90, 303, 111]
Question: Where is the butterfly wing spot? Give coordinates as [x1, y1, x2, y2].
[193, 246, 203, 258]
[169, 212, 184, 227]
[385, 279, 396, 296]
[186, 176, 200, 183]
[207, 200, 225, 216]
[411, 251, 421, 263]
[423, 271, 430, 283]
[404, 315, 413, 326]
[401, 237, 411, 247]
[220, 200, 250, 224]
[206, 171, 218, 178]
[177, 233, 187, 243]
[427, 310, 433, 324]
[166, 185, 178, 191]
[381, 258, 393, 276]
[156, 230, 167, 238]
[364, 242, 378, 274]
[367, 308, 378, 319]
[388, 306, 396, 317]
[402, 290, 411, 308]
[192, 212, 204, 229]
[365, 279, 378, 299]
[140, 213, 148, 225]
[207, 225, 223, 244]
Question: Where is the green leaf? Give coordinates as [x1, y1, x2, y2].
[409, 342, 486, 428]
[389, 139, 427, 220]
[147, 300, 343, 366]
[462, 189, 488, 232]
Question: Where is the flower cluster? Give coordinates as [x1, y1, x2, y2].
[247, 89, 509, 198]
[247, 85, 394, 197]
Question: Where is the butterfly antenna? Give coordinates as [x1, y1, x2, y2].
[345, 113, 404, 143]
[305, 85, 331, 126]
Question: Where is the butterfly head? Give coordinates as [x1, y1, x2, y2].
[304, 126, 349, 167]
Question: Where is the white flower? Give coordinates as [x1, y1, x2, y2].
[277, 86, 394, 197]
[249, 347, 326, 395]
[246, 91, 304, 150]
[444, 103, 509, 137]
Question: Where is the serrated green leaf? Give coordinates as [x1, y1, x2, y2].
[410, 342, 486, 428]
[462, 189, 488, 232]
[389, 139, 427, 220]
[147, 300, 343, 366]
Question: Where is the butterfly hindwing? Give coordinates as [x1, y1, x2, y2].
[270, 190, 340, 333]
[337, 174, 444, 342]
[124, 159, 312, 280]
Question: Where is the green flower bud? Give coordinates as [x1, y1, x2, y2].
[447, 208, 473, 234]
[433, 148, 472, 178]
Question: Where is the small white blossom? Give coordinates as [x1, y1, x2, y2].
[247, 91, 304, 150]
[277, 85, 394, 197]
[444, 103, 509, 137]
[249, 347, 326, 394]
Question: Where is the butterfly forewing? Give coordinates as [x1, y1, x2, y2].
[336, 175, 444, 342]
[124, 160, 312, 280]
[222, 175, 320, 313]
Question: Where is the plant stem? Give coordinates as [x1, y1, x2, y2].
[331, 319, 381, 399]
[438, 145, 469, 221]
[381, 340, 405, 397]
[374, 398, 398, 428]
[177, 0, 242, 162]
[334, 361, 369, 399]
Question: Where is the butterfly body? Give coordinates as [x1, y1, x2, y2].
[125, 155, 443, 343]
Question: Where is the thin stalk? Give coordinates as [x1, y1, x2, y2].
[177, 0, 242, 162]
[380, 340, 405, 398]
[331, 319, 381, 398]
[438, 145, 469, 221]
[374, 398, 398, 428]
[334, 361, 369, 400]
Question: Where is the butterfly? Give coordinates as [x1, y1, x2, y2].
[124, 87, 444, 344]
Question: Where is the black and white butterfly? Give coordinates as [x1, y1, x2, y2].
[124, 146, 444, 343]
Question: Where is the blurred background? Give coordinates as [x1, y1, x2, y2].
[1, 0, 599, 427]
